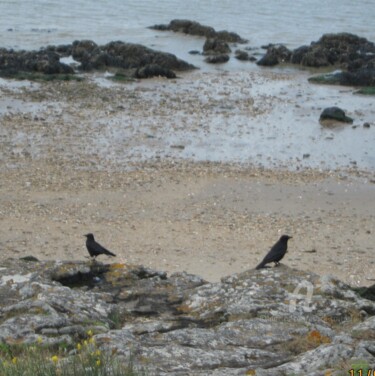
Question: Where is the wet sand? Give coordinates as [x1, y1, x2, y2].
[0, 70, 374, 286]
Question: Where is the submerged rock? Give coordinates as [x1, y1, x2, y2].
[235, 49, 256, 62]
[1, 258, 374, 374]
[204, 54, 230, 64]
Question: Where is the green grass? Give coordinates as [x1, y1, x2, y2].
[354, 87, 375, 95]
[107, 72, 136, 83]
[308, 73, 341, 85]
[0, 333, 146, 376]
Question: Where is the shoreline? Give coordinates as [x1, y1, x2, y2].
[0, 70, 374, 287]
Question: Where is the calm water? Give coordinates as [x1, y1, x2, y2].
[1, 0, 374, 54]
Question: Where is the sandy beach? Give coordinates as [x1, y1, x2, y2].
[1, 70, 374, 286]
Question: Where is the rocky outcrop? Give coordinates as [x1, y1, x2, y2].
[150, 19, 247, 44]
[0, 40, 196, 80]
[1, 258, 374, 375]
[70, 40, 196, 74]
[292, 33, 375, 69]
[257, 33, 375, 87]
[0, 48, 74, 76]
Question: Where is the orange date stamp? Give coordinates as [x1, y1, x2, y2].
[349, 370, 375, 376]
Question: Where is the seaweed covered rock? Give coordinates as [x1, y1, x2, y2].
[319, 107, 354, 125]
[309, 67, 375, 88]
[150, 19, 247, 44]
[257, 45, 292, 66]
[72, 40, 196, 74]
[0, 48, 74, 76]
[0, 39, 196, 80]
[295, 33, 375, 69]
[203, 38, 231, 55]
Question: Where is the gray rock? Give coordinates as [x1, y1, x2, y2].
[203, 38, 231, 56]
[1, 259, 375, 374]
[205, 54, 230, 64]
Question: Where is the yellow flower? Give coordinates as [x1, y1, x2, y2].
[37, 336, 43, 344]
[96, 360, 101, 367]
[88, 337, 95, 344]
[87, 330, 93, 337]
[95, 350, 101, 356]
[11, 357, 17, 364]
[83, 340, 88, 346]
[51, 355, 59, 364]
[76, 343, 82, 351]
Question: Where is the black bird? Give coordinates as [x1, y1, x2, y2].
[255, 235, 292, 269]
[84, 233, 116, 258]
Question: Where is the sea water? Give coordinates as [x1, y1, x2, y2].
[1, 0, 374, 54]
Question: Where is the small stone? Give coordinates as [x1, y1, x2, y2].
[363, 122, 370, 128]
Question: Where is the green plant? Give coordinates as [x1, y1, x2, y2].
[0, 332, 146, 375]
[354, 87, 375, 95]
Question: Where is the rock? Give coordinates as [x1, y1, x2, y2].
[257, 45, 292, 66]
[135, 64, 176, 79]
[355, 284, 375, 301]
[0, 49, 74, 76]
[0, 39, 196, 80]
[258, 33, 375, 88]
[363, 122, 371, 128]
[293, 33, 375, 68]
[205, 54, 230, 64]
[310, 67, 375, 87]
[71, 39, 98, 61]
[150, 19, 247, 44]
[73, 40, 196, 74]
[290, 45, 310, 64]
[319, 107, 354, 125]
[235, 49, 256, 62]
[203, 38, 231, 55]
[1, 259, 375, 375]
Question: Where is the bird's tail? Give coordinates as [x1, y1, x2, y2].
[105, 250, 116, 257]
[255, 260, 266, 270]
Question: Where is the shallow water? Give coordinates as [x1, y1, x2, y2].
[91, 70, 375, 171]
[0, 1, 374, 171]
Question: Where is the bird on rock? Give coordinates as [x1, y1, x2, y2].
[84, 233, 116, 259]
[256, 235, 292, 269]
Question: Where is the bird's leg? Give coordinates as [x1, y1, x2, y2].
[274, 261, 280, 267]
